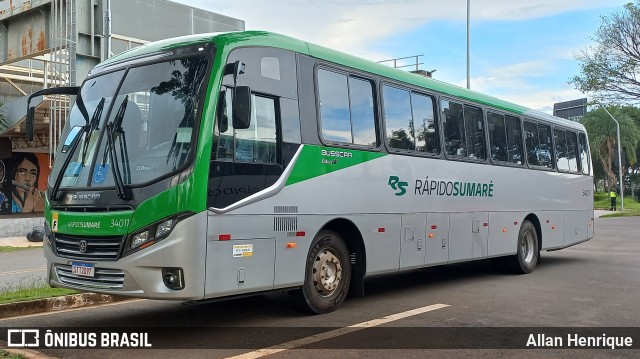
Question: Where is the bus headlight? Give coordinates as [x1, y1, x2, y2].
[155, 219, 174, 238]
[131, 230, 150, 249]
[124, 212, 194, 256]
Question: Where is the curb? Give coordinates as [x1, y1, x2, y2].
[0, 293, 130, 320]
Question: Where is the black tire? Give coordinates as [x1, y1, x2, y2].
[506, 220, 539, 274]
[290, 230, 351, 314]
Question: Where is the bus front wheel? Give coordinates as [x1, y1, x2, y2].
[290, 230, 351, 314]
[508, 220, 539, 274]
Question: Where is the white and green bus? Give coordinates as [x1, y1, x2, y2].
[29, 31, 593, 314]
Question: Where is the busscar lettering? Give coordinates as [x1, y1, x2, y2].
[322, 149, 353, 158]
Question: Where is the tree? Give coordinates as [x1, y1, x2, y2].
[570, 2, 640, 103]
[580, 107, 640, 191]
[621, 106, 640, 197]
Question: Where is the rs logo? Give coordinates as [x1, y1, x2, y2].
[388, 176, 408, 196]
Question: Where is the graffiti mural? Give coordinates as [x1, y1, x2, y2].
[0, 153, 50, 214]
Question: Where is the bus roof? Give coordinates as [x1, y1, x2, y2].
[97, 30, 585, 131]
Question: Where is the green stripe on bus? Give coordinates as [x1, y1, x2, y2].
[286, 145, 387, 186]
[49, 210, 133, 236]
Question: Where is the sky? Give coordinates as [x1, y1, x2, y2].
[174, 0, 631, 113]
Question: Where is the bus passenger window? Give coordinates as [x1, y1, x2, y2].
[554, 129, 569, 171]
[579, 132, 590, 175]
[505, 115, 523, 165]
[214, 91, 277, 164]
[317, 69, 377, 147]
[214, 90, 234, 161]
[538, 124, 554, 168]
[384, 86, 438, 154]
[412, 92, 438, 155]
[442, 100, 466, 157]
[566, 131, 579, 173]
[524, 121, 553, 169]
[384, 86, 414, 150]
[463, 104, 485, 159]
[349, 78, 377, 146]
[488, 112, 524, 164]
[488, 112, 507, 162]
[235, 95, 277, 164]
[524, 121, 540, 166]
[442, 100, 484, 160]
[318, 70, 352, 143]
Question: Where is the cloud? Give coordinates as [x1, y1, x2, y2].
[177, 0, 614, 112]
[177, 0, 627, 67]
[455, 61, 585, 112]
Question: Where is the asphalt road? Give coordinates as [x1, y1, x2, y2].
[1, 215, 639, 358]
[0, 247, 46, 290]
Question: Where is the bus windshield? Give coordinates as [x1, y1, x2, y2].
[51, 55, 209, 190]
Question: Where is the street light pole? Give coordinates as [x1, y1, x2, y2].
[466, 0, 470, 89]
[602, 107, 624, 211]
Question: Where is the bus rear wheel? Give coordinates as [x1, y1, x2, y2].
[507, 220, 539, 274]
[290, 230, 351, 314]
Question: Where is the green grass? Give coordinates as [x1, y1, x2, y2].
[0, 350, 25, 359]
[0, 246, 42, 253]
[0, 277, 78, 305]
[595, 192, 640, 217]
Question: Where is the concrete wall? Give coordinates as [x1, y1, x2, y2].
[0, 216, 44, 237]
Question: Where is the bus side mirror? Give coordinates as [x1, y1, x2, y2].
[233, 86, 251, 130]
[217, 90, 228, 133]
[26, 106, 35, 141]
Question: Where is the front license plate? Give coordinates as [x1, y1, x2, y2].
[71, 261, 95, 277]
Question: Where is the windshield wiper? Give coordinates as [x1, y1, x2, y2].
[80, 97, 105, 164]
[50, 90, 93, 201]
[101, 96, 131, 200]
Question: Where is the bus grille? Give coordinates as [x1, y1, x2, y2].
[54, 234, 124, 261]
[55, 264, 125, 290]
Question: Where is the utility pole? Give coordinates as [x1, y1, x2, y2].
[466, 0, 470, 89]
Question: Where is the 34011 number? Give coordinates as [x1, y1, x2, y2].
[110, 219, 130, 228]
